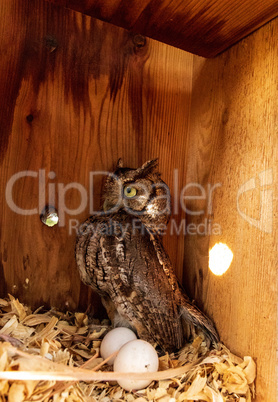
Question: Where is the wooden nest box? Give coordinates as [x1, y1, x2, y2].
[0, 0, 277, 400]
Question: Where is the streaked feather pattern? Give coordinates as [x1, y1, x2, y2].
[75, 160, 219, 352]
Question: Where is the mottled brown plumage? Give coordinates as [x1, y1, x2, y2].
[75, 159, 219, 352]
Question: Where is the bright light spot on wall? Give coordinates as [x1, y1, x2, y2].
[209, 242, 233, 276]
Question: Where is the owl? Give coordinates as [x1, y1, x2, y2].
[75, 159, 219, 353]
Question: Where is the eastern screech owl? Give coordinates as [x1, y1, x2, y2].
[75, 159, 219, 352]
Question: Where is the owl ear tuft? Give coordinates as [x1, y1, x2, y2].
[135, 159, 159, 177]
[116, 158, 124, 168]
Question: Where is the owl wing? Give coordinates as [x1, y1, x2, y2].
[149, 233, 219, 344]
[121, 229, 184, 351]
[76, 215, 184, 352]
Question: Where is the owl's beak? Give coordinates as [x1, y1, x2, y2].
[103, 199, 121, 212]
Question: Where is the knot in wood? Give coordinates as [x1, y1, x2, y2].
[132, 34, 146, 48]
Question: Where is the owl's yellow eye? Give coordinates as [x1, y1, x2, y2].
[124, 186, 137, 198]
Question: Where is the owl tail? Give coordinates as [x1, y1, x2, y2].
[180, 297, 220, 345]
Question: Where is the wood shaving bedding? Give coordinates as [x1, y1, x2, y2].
[0, 295, 256, 401]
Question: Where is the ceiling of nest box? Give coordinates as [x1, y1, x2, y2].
[44, 0, 278, 57]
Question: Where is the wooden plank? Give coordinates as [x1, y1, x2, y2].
[0, 0, 192, 311]
[185, 18, 278, 401]
[44, 0, 278, 57]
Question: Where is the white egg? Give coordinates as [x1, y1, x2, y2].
[113, 339, 159, 391]
[100, 327, 137, 364]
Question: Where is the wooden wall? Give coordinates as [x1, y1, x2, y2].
[184, 19, 278, 401]
[0, 0, 191, 312]
[0, 0, 277, 400]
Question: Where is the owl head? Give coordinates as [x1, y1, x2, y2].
[102, 159, 171, 231]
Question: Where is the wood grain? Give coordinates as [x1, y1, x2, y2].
[185, 18, 278, 402]
[0, 0, 277, 399]
[44, 0, 278, 57]
[0, 0, 192, 311]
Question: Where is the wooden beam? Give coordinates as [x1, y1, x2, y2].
[45, 0, 278, 57]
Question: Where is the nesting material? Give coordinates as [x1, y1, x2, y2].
[0, 295, 256, 401]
